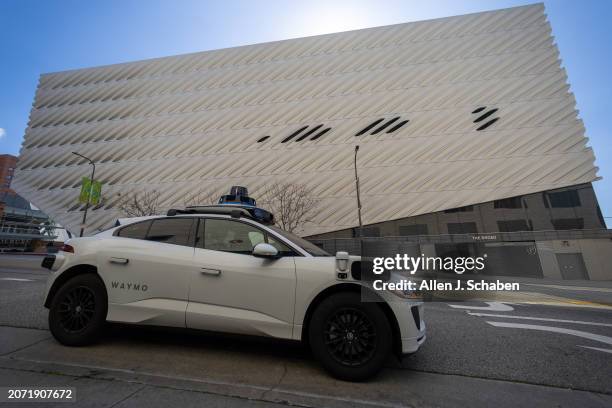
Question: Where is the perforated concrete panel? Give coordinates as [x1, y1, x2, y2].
[13, 4, 599, 236]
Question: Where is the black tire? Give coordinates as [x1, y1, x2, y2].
[48, 273, 108, 346]
[308, 292, 392, 381]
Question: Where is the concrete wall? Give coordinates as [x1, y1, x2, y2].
[536, 239, 612, 280]
[575, 239, 612, 280]
[536, 241, 562, 279]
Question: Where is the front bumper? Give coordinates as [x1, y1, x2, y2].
[41, 253, 65, 272]
[387, 300, 427, 354]
[401, 323, 427, 354]
[41, 255, 55, 270]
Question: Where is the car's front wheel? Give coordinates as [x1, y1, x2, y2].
[48, 273, 107, 346]
[308, 292, 392, 381]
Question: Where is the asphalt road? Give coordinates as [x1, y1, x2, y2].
[0, 264, 611, 407]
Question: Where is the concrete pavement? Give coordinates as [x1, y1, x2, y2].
[1, 262, 612, 407]
[1, 326, 611, 408]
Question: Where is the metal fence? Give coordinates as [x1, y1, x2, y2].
[309, 228, 612, 255]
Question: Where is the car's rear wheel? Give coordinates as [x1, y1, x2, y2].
[48, 273, 107, 346]
[308, 292, 392, 381]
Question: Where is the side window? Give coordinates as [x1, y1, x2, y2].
[267, 235, 296, 257]
[204, 219, 264, 254]
[116, 220, 151, 239]
[146, 218, 195, 247]
[202, 219, 296, 256]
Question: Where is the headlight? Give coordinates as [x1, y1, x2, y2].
[388, 288, 422, 300]
[385, 273, 423, 299]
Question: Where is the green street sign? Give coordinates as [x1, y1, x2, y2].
[79, 177, 92, 204]
[90, 180, 102, 205]
[78, 177, 102, 205]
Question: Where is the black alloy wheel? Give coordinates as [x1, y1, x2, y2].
[309, 291, 392, 381]
[49, 273, 107, 346]
[57, 286, 96, 333]
[324, 307, 377, 366]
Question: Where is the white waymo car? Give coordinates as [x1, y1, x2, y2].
[42, 205, 425, 381]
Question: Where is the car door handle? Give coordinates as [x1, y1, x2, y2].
[200, 268, 221, 276]
[109, 257, 129, 265]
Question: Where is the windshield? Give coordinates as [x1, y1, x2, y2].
[268, 225, 331, 257]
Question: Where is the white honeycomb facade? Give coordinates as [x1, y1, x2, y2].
[13, 4, 599, 236]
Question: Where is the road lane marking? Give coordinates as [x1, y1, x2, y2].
[0, 278, 34, 282]
[577, 345, 612, 355]
[448, 302, 514, 311]
[468, 313, 612, 327]
[486, 321, 612, 346]
[524, 284, 612, 293]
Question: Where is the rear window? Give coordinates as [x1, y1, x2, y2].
[116, 220, 152, 239]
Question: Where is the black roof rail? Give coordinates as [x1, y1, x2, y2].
[167, 205, 274, 225]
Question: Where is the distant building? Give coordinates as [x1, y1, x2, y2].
[0, 154, 69, 252]
[11, 4, 612, 277]
[0, 154, 17, 191]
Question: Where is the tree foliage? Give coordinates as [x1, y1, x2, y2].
[259, 182, 318, 233]
[117, 190, 161, 217]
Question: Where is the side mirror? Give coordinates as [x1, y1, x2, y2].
[252, 243, 278, 258]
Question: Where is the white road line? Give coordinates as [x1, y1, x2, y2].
[468, 313, 612, 327]
[448, 301, 514, 311]
[578, 345, 612, 355]
[0, 278, 34, 282]
[524, 284, 612, 293]
[486, 321, 612, 347]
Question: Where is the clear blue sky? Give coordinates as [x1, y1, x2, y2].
[0, 0, 610, 222]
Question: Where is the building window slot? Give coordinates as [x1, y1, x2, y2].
[447, 222, 478, 234]
[545, 189, 581, 208]
[281, 126, 308, 143]
[296, 124, 323, 141]
[476, 118, 499, 131]
[444, 205, 473, 213]
[552, 218, 584, 230]
[386, 120, 409, 133]
[310, 127, 331, 141]
[371, 117, 400, 134]
[474, 108, 498, 123]
[355, 119, 384, 136]
[494, 196, 523, 209]
[399, 224, 429, 236]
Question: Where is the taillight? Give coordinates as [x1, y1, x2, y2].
[60, 244, 74, 253]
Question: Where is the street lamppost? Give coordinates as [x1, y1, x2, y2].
[71, 152, 95, 237]
[354, 145, 363, 237]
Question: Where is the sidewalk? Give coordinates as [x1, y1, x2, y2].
[0, 326, 610, 408]
[0, 365, 286, 408]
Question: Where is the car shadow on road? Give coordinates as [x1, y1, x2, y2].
[101, 322, 406, 373]
[104, 322, 312, 360]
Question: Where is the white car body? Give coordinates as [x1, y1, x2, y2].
[43, 212, 426, 358]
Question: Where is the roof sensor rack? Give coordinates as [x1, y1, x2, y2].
[167, 186, 274, 225]
[167, 205, 275, 225]
[218, 186, 256, 207]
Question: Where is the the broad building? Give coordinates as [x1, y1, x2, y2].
[13, 4, 610, 278]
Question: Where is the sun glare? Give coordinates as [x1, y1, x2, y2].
[283, 3, 381, 38]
